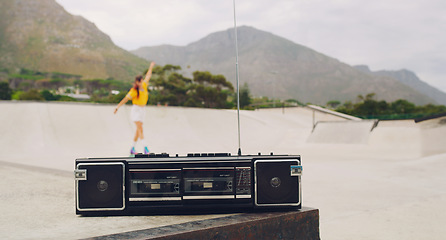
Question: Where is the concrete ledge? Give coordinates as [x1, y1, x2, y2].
[308, 120, 377, 144]
[86, 207, 320, 240]
[307, 105, 362, 121]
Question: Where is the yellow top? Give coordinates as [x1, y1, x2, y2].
[126, 82, 148, 106]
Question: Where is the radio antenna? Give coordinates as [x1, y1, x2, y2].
[233, 0, 242, 156]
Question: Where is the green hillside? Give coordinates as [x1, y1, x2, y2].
[0, 0, 149, 81]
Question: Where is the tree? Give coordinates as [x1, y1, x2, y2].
[391, 99, 415, 114]
[356, 93, 376, 103]
[335, 93, 446, 120]
[0, 82, 12, 100]
[192, 71, 234, 91]
[238, 83, 252, 109]
[40, 90, 59, 101]
[191, 71, 234, 108]
[148, 65, 193, 106]
[326, 100, 341, 109]
[19, 89, 44, 100]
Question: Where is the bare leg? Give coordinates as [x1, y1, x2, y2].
[134, 121, 144, 141]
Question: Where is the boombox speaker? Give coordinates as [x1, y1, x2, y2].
[255, 159, 301, 206]
[75, 162, 125, 211]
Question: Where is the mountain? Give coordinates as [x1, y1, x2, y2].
[354, 65, 446, 105]
[132, 26, 438, 105]
[0, 0, 149, 81]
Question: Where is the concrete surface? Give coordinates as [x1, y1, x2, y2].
[1, 101, 446, 239]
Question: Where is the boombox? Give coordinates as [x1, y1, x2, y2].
[74, 153, 302, 215]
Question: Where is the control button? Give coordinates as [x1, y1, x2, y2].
[186, 153, 232, 157]
[215, 153, 230, 157]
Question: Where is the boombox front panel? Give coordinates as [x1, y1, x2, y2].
[75, 154, 302, 215]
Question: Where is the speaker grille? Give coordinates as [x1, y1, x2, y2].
[255, 160, 300, 206]
[76, 162, 125, 211]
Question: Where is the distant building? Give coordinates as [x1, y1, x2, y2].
[64, 93, 90, 100]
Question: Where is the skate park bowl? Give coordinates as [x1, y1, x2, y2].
[1, 101, 446, 239]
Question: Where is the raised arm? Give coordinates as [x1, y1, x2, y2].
[143, 62, 156, 85]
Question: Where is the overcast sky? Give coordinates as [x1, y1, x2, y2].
[55, 0, 446, 93]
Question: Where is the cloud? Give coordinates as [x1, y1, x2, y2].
[57, 0, 235, 48]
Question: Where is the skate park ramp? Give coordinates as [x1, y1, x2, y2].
[0, 101, 343, 170]
[417, 116, 446, 156]
[1, 101, 446, 239]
